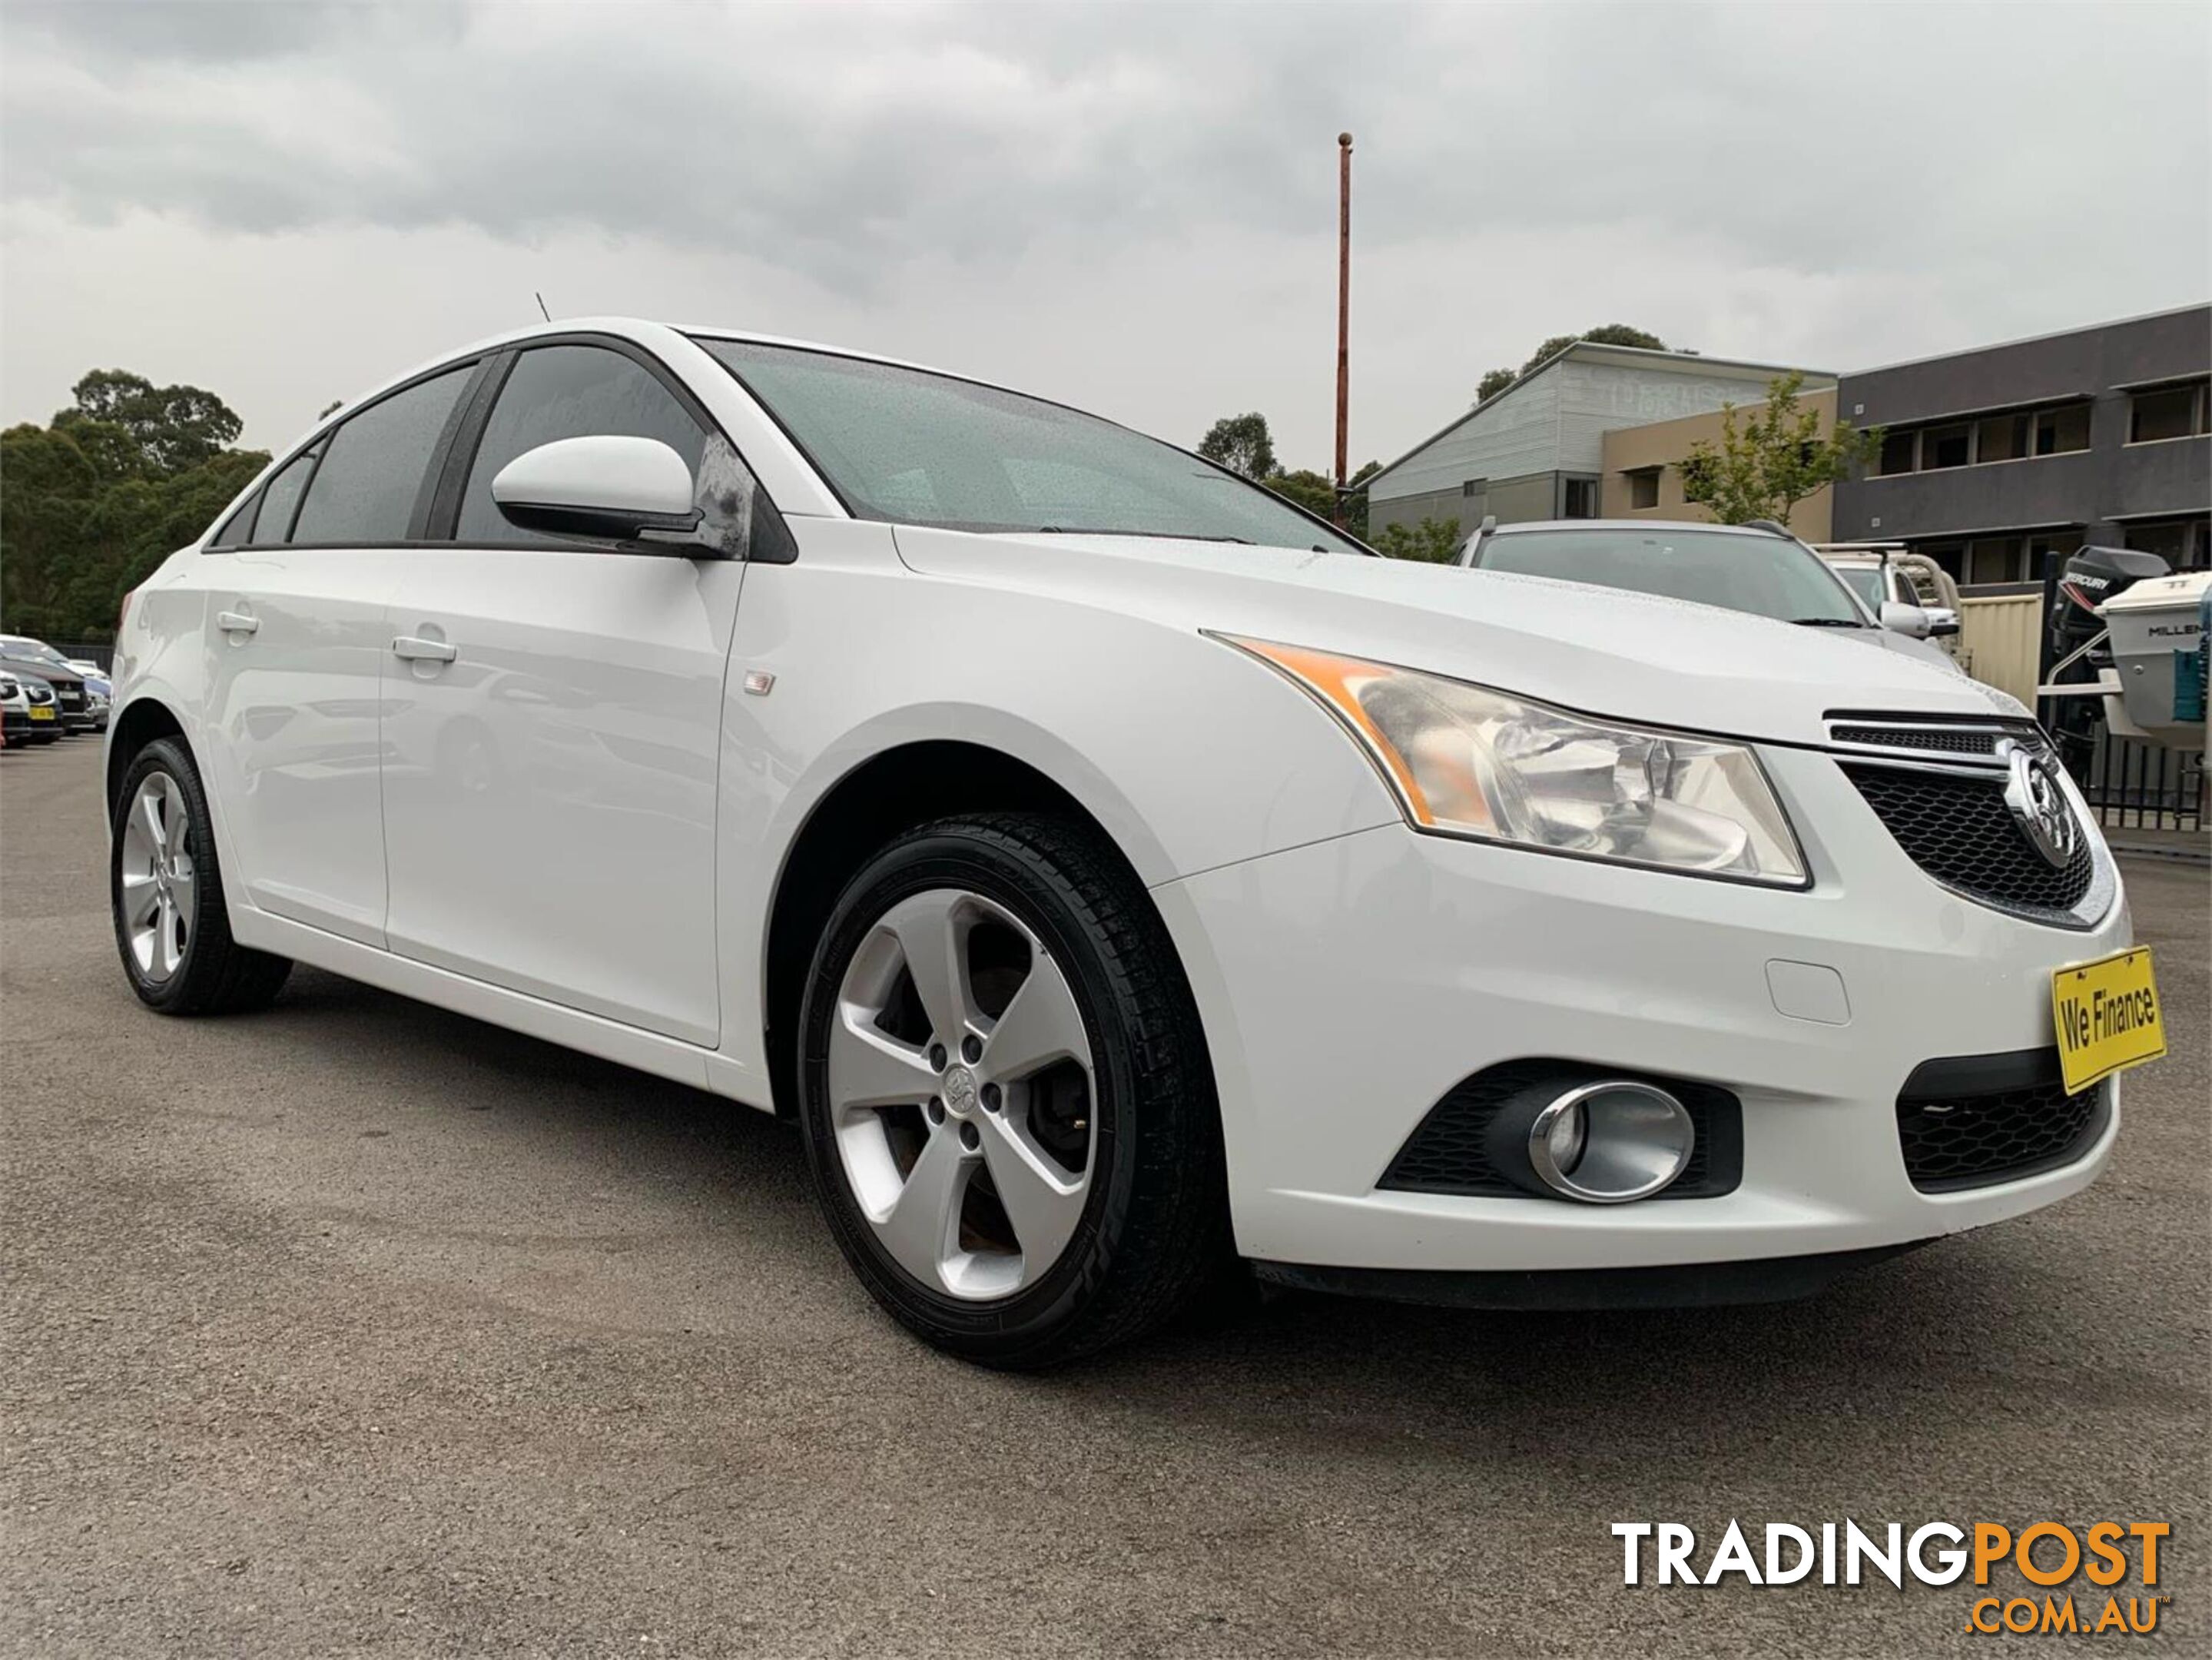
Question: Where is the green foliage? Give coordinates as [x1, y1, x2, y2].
[1677, 372, 1880, 526]
[1196, 411, 1277, 480]
[1477, 324, 1673, 404]
[1373, 515, 1462, 563]
[0, 375, 263, 642]
[1263, 467, 1336, 520]
[1262, 459, 1383, 538]
[55, 369, 244, 473]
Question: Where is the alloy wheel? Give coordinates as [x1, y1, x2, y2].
[118, 771, 195, 983]
[827, 887, 1096, 1300]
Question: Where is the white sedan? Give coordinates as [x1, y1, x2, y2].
[103, 319, 2139, 1365]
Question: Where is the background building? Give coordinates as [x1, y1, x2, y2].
[1598, 388, 1838, 540]
[1363, 343, 1830, 539]
[1829, 305, 2210, 584]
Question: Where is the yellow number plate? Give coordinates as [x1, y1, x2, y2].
[27, 706, 53, 721]
[2051, 947, 2165, 1094]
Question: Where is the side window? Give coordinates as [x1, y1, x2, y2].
[211, 491, 260, 547]
[253, 447, 321, 544]
[290, 367, 473, 545]
[457, 345, 708, 545]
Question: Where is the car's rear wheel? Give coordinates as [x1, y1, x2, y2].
[111, 738, 293, 1015]
[798, 812, 1229, 1368]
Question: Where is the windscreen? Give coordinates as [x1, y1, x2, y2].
[699, 338, 1367, 555]
[1475, 526, 1869, 625]
[1833, 566, 1886, 612]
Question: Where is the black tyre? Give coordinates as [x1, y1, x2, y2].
[110, 737, 293, 1015]
[798, 812, 1229, 1368]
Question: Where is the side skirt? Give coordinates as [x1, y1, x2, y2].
[234, 908, 776, 1112]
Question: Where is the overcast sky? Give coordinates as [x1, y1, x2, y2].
[3, 2, 2207, 470]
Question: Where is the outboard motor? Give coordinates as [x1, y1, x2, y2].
[2051, 545, 2171, 666]
[2045, 546, 2170, 763]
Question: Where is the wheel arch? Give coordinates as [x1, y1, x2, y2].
[759, 739, 1179, 1120]
[105, 696, 190, 825]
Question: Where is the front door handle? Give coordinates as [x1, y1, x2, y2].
[216, 610, 260, 636]
[391, 635, 457, 663]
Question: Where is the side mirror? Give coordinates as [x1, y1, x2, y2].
[1925, 606, 1962, 638]
[491, 436, 705, 547]
[1879, 600, 1932, 640]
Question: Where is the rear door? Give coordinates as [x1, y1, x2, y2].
[198, 362, 480, 945]
[377, 339, 748, 1045]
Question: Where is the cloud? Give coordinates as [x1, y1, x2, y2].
[2, 2, 2207, 466]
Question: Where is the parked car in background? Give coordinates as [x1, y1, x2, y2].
[1818, 545, 1964, 656]
[0, 636, 110, 726]
[2, 669, 64, 745]
[1456, 519, 1959, 670]
[2, 671, 30, 747]
[0, 645, 93, 732]
[104, 317, 2151, 1367]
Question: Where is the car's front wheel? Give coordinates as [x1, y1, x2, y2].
[798, 812, 1229, 1367]
[111, 737, 293, 1014]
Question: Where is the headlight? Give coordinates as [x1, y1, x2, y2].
[1220, 637, 1807, 886]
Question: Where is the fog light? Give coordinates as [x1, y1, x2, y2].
[1527, 1081, 1694, 1204]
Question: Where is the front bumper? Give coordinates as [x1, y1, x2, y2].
[1153, 742, 2128, 1278]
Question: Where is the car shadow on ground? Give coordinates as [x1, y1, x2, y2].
[254, 964, 2148, 1458]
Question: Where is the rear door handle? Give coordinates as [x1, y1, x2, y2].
[215, 610, 260, 635]
[391, 635, 457, 663]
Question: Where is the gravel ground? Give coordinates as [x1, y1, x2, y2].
[4, 737, 2206, 1658]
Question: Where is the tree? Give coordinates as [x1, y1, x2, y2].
[1196, 412, 1277, 480]
[1372, 516, 1463, 563]
[53, 369, 244, 473]
[1264, 467, 1336, 520]
[1477, 324, 1673, 403]
[1, 371, 265, 642]
[1678, 371, 1881, 527]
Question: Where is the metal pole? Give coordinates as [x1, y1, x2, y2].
[1334, 131, 1352, 525]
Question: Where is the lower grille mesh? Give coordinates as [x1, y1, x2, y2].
[1895, 1052, 2109, 1193]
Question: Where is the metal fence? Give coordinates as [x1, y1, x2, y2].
[2073, 729, 2204, 835]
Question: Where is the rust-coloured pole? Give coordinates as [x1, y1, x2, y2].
[1334, 131, 1352, 525]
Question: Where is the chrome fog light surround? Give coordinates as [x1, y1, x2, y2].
[1527, 1081, 1696, 1204]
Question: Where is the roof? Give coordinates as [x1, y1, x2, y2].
[1486, 517, 1786, 537]
[1842, 300, 2212, 380]
[1361, 340, 1835, 493]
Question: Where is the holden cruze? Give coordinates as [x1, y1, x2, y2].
[104, 318, 2151, 1366]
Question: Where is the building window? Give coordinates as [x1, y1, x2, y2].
[1922, 423, 1972, 470]
[1562, 476, 1599, 518]
[1627, 468, 1661, 510]
[1914, 542, 1968, 582]
[1461, 478, 1485, 498]
[2124, 516, 2211, 569]
[2033, 403, 2091, 455]
[1965, 536, 2025, 586]
[1976, 411, 2029, 463]
[2129, 381, 2209, 443]
[1878, 430, 1917, 476]
[2025, 530, 2085, 577]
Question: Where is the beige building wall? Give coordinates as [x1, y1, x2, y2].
[1599, 388, 1838, 540]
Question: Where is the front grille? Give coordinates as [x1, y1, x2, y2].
[1895, 1051, 2109, 1192]
[55, 686, 85, 709]
[1832, 724, 2019, 755]
[1843, 763, 2095, 917]
[1380, 1060, 1742, 1199]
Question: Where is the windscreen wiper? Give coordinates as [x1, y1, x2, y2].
[1789, 616, 1873, 628]
[1033, 527, 1255, 544]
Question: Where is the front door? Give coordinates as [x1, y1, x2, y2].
[378, 342, 741, 1046]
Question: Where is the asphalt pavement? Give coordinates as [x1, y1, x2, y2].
[4, 737, 2206, 1657]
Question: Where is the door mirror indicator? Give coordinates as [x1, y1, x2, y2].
[491, 435, 710, 550]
